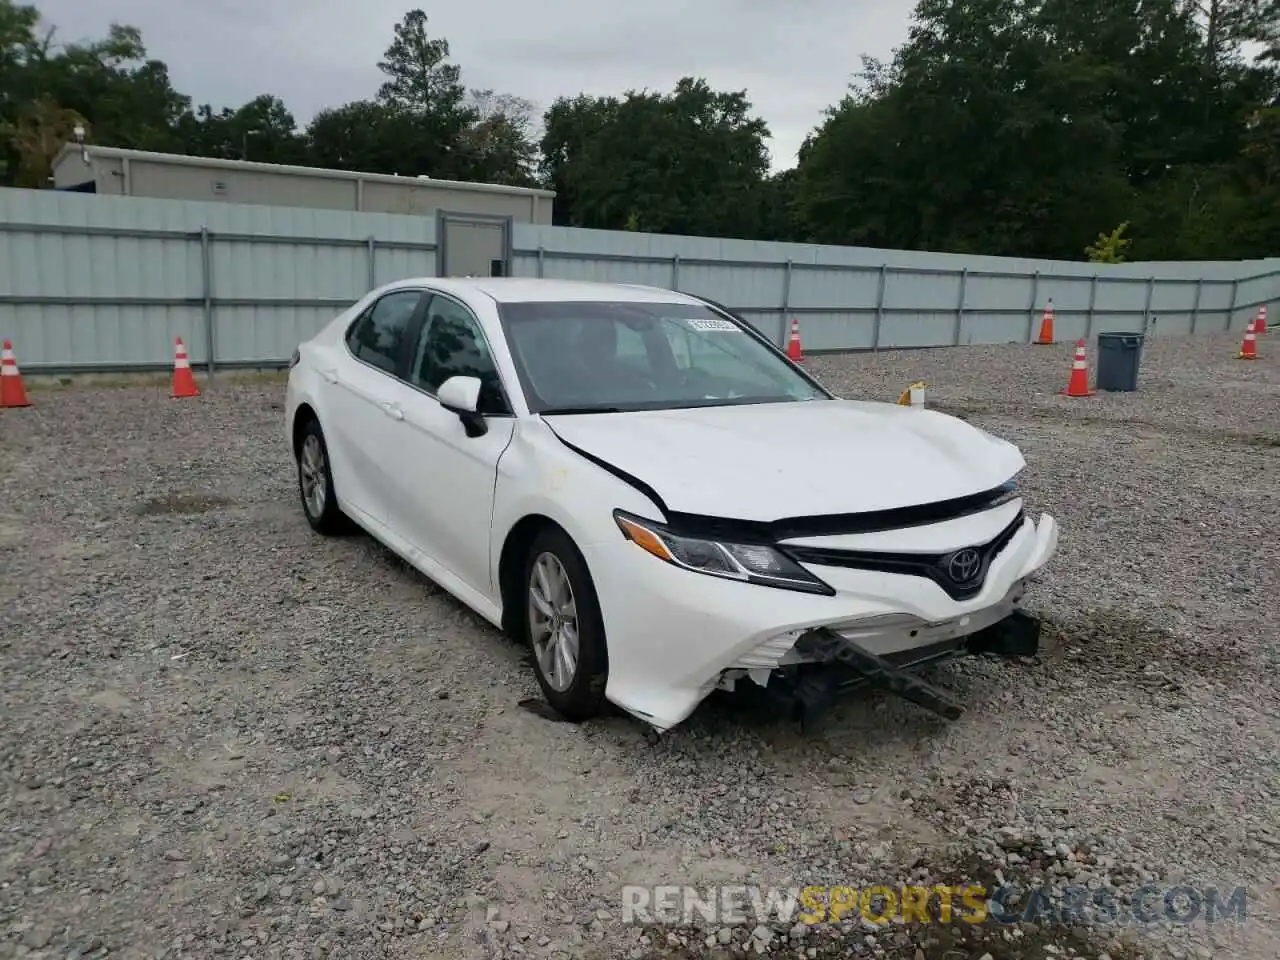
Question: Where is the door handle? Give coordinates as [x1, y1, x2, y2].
[379, 401, 404, 421]
[319, 367, 338, 384]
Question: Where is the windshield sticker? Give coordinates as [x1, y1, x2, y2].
[685, 317, 739, 332]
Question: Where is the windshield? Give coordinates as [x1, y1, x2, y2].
[498, 300, 831, 414]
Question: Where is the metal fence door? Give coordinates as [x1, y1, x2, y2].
[436, 211, 513, 277]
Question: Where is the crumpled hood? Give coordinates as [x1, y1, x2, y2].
[543, 399, 1024, 521]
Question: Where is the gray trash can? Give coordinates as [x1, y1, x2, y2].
[1096, 332, 1145, 392]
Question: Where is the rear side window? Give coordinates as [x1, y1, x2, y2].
[345, 291, 422, 373]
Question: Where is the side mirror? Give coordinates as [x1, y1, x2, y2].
[436, 375, 487, 437]
[437, 375, 480, 413]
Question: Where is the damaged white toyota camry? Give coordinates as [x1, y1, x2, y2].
[286, 277, 1058, 733]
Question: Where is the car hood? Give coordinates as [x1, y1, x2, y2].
[542, 399, 1024, 522]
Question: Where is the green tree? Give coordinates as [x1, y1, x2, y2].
[1250, 1, 1280, 61]
[539, 78, 770, 237]
[0, 2, 189, 181]
[457, 89, 539, 186]
[1085, 222, 1133, 262]
[177, 95, 309, 165]
[1218, 106, 1280, 252]
[754, 169, 803, 242]
[370, 8, 473, 179]
[0, 95, 84, 186]
[306, 99, 412, 172]
[540, 93, 620, 224]
[35, 22, 189, 151]
[1186, 0, 1267, 69]
[793, 0, 1279, 259]
[5, 0, 1280, 258]
[304, 9, 537, 184]
[376, 8, 466, 115]
[0, 0, 44, 180]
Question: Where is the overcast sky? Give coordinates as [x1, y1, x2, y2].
[35, 0, 917, 171]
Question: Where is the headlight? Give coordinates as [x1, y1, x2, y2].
[289, 348, 301, 369]
[613, 510, 834, 595]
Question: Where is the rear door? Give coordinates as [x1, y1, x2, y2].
[324, 288, 426, 526]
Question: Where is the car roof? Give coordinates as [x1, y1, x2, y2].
[383, 276, 707, 305]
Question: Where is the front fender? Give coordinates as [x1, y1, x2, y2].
[490, 418, 662, 581]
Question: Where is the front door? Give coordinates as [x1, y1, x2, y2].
[383, 291, 516, 598]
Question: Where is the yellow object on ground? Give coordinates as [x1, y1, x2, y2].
[897, 381, 926, 406]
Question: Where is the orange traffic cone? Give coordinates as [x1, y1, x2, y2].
[1238, 316, 1258, 360]
[1035, 300, 1056, 345]
[1, 340, 31, 408]
[1061, 339, 1094, 397]
[1256, 304, 1267, 335]
[171, 337, 201, 398]
[786, 317, 804, 363]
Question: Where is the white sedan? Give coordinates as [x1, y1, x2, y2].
[285, 278, 1058, 732]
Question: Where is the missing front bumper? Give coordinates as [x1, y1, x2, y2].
[766, 610, 1041, 733]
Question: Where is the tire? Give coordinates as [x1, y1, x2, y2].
[523, 526, 609, 722]
[296, 417, 346, 535]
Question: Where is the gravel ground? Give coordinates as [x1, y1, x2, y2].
[1, 330, 1277, 960]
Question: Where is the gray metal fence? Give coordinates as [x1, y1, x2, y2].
[514, 224, 1278, 351]
[1, 187, 1276, 373]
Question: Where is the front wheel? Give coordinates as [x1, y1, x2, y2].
[523, 526, 609, 722]
[297, 418, 346, 535]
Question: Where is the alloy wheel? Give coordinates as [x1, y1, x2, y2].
[299, 433, 327, 518]
[528, 551, 579, 692]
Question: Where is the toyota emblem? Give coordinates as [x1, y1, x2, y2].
[946, 548, 982, 584]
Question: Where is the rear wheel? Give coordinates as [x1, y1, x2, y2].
[524, 526, 609, 721]
[297, 418, 346, 534]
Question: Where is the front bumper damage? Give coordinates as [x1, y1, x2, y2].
[748, 609, 1041, 732]
[587, 509, 1058, 733]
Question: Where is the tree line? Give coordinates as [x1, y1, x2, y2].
[2, 0, 1279, 261]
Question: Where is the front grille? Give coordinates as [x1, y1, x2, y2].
[783, 511, 1026, 601]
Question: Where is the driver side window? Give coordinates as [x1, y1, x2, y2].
[409, 295, 510, 415]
